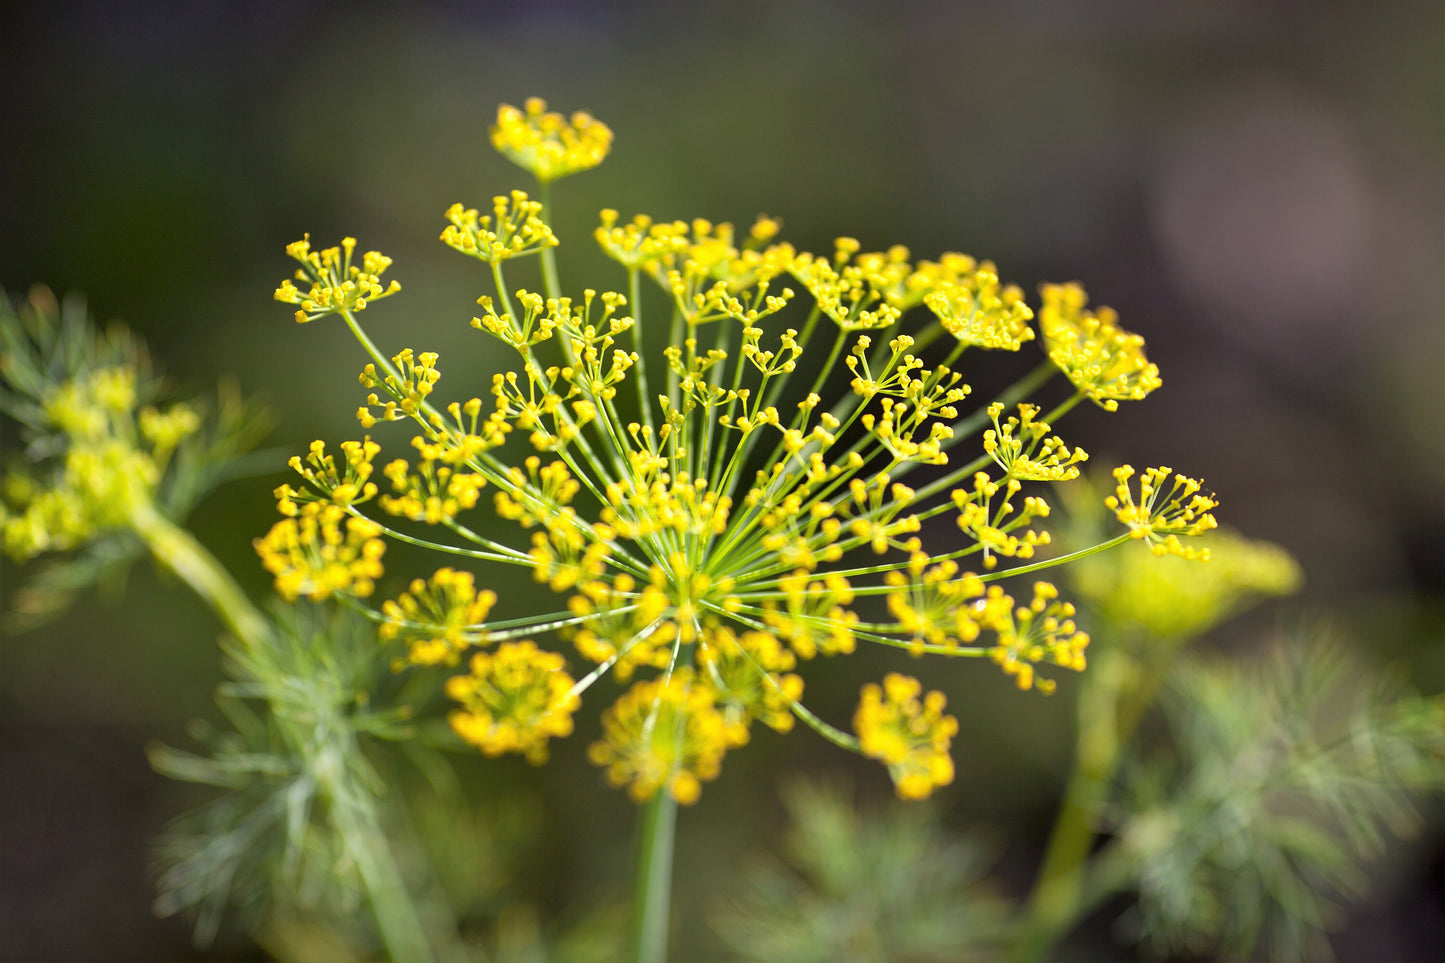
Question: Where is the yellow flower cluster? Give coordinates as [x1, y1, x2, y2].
[885, 559, 986, 653]
[983, 403, 1089, 482]
[567, 575, 673, 682]
[1, 348, 201, 562]
[3, 442, 157, 558]
[588, 669, 746, 804]
[987, 582, 1090, 693]
[762, 572, 858, 659]
[791, 241, 903, 331]
[275, 438, 380, 513]
[446, 640, 579, 763]
[380, 567, 496, 666]
[696, 625, 804, 733]
[264, 97, 1221, 804]
[491, 98, 612, 184]
[274, 235, 399, 324]
[923, 258, 1036, 351]
[1037, 282, 1161, 410]
[358, 348, 441, 425]
[855, 673, 958, 800]
[379, 448, 488, 525]
[441, 191, 557, 263]
[951, 472, 1053, 569]
[254, 503, 385, 602]
[1107, 465, 1220, 560]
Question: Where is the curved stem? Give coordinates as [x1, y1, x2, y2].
[130, 504, 271, 654]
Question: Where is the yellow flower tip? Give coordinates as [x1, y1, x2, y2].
[1108, 464, 1219, 559]
[1038, 282, 1160, 408]
[491, 98, 613, 183]
[855, 673, 956, 800]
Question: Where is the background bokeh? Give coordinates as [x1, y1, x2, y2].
[2, 1, 1441, 959]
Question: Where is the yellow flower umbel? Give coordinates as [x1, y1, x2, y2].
[274, 236, 399, 324]
[987, 581, 1090, 694]
[264, 99, 1220, 804]
[446, 641, 580, 764]
[253, 503, 385, 602]
[855, 673, 959, 799]
[588, 669, 744, 804]
[1107, 465, 1219, 560]
[490, 98, 613, 184]
[1038, 282, 1161, 411]
[0, 289, 224, 565]
[380, 567, 497, 667]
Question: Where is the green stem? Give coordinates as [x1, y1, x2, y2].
[629, 788, 678, 963]
[129, 503, 437, 963]
[1010, 639, 1162, 963]
[538, 181, 562, 300]
[629, 268, 656, 432]
[130, 504, 271, 654]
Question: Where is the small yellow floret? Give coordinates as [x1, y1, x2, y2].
[1106, 465, 1219, 560]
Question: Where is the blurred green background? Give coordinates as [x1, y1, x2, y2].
[2, 1, 1442, 959]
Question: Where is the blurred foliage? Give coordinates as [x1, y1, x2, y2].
[149, 602, 418, 946]
[1113, 631, 1445, 960]
[1072, 528, 1302, 641]
[0, 286, 271, 627]
[712, 779, 1011, 963]
[0, 287, 624, 961]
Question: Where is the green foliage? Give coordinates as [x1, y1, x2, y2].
[149, 602, 417, 946]
[0, 286, 270, 627]
[712, 779, 1011, 963]
[150, 598, 626, 961]
[1114, 631, 1445, 960]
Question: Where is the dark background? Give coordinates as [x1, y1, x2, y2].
[2, 2, 1442, 960]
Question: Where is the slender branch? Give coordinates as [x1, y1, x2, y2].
[538, 181, 562, 301]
